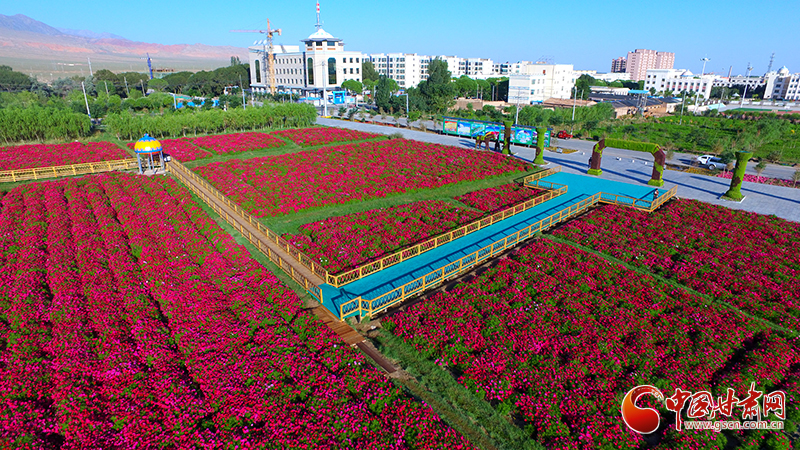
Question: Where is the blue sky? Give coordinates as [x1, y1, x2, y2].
[5, 0, 799, 76]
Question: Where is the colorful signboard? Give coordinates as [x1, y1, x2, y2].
[442, 117, 550, 147]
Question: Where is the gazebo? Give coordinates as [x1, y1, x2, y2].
[134, 134, 164, 174]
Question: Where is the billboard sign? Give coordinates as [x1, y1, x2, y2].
[442, 117, 550, 147]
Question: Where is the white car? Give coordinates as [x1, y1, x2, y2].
[695, 154, 724, 170]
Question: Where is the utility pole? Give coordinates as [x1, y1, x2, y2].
[87, 57, 93, 77]
[322, 60, 328, 117]
[239, 74, 246, 109]
[740, 63, 753, 107]
[81, 81, 91, 118]
[140, 79, 146, 95]
[104, 81, 109, 96]
[124, 76, 130, 96]
[571, 86, 577, 133]
[679, 91, 686, 125]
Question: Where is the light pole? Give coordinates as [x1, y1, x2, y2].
[571, 86, 577, 134]
[679, 91, 686, 125]
[700, 57, 710, 76]
[740, 63, 753, 107]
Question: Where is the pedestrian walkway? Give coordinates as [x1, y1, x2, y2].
[319, 171, 658, 319]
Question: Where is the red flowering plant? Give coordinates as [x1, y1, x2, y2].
[0, 141, 129, 170]
[383, 239, 798, 449]
[126, 137, 211, 162]
[272, 127, 381, 146]
[455, 183, 546, 214]
[191, 132, 285, 154]
[283, 200, 483, 273]
[194, 139, 531, 217]
[552, 199, 800, 330]
[0, 173, 474, 449]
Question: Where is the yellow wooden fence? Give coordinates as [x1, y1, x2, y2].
[328, 181, 568, 288]
[168, 160, 325, 300]
[0, 158, 139, 183]
[338, 184, 679, 319]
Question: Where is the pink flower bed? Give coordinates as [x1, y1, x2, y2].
[0, 141, 129, 171]
[126, 137, 211, 162]
[283, 200, 483, 273]
[272, 127, 382, 146]
[0, 173, 472, 448]
[384, 239, 797, 449]
[195, 139, 531, 217]
[717, 171, 799, 189]
[455, 183, 546, 213]
[191, 132, 284, 155]
[552, 200, 800, 330]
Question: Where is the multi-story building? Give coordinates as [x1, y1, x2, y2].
[644, 68, 717, 98]
[611, 57, 627, 73]
[507, 73, 548, 104]
[368, 53, 432, 88]
[764, 67, 800, 100]
[464, 58, 495, 79]
[248, 25, 364, 96]
[625, 49, 675, 81]
[508, 62, 576, 100]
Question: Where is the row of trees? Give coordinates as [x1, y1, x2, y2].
[0, 107, 91, 144]
[105, 103, 316, 140]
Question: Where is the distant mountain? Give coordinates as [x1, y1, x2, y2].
[0, 13, 62, 35]
[0, 14, 248, 80]
[56, 27, 126, 41]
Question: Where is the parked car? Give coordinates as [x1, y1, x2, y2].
[696, 154, 725, 170]
[557, 131, 573, 139]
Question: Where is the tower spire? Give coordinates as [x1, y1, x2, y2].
[315, 2, 322, 31]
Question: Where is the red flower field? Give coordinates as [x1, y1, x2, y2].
[383, 239, 797, 449]
[283, 200, 483, 273]
[552, 200, 800, 330]
[455, 183, 545, 213]
[0, 141, 129, 171]
[0, 173, 472, 449]
[194, 139, 531, 217]
[191, 131, 285, 154]
[273, 126, 381, 146]
[126, 137, 211, 162]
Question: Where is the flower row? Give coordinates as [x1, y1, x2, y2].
[0, 173, 472, 449]
[194, 139, 531, 217]
[455, 183, 545, 213]
[383, 239, 797, 449]
[283, 200, 483, 273]
[273, 127, 382, 146]
[191, 131, 285, 154]
[0, 141, 129, 171]
[717, 170, 799, 189]
[552, 199, 800, 330]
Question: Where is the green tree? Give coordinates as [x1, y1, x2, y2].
[418, 58, 455, 113]
[375, 76, 398, 110]
[362, 60, 379, 82]
[754, 159, 767, 182]
[341, 79, 363, 95]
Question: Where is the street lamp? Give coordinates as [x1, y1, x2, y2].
[740, 63, 753, 108]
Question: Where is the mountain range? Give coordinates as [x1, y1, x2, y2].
[0, 14, 249, 81]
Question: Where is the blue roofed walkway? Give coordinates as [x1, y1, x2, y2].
[320, 170, 665, 319]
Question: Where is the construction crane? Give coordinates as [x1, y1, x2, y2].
[231, 20, 282, 95]
[140, 53, 154, 80]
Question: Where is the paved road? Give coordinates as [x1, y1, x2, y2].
[317, 117, 800, 222]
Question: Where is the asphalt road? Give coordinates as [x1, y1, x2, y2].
[316, 117, 800, 222]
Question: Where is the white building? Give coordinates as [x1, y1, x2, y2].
[368, 53, 432, 88]
[644, 68, 717, 98]
[764, 67, 800, 100]
[507, 73, 549, 104]
[248, 23, 364, 96]
[509, 62, 576, 100]
[464, 58, 495, 79]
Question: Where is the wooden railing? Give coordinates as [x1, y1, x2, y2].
[337, 184, 678, 320]
[327, 180, 568, 288]
[524, 165, 562, 184]
[339, 192, 600, 319]
[0, 158, 139, 183]
[168, 160, 324, 301]
[598, 185, 677, 212]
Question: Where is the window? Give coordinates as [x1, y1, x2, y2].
[350, 58, 353, 63]
[356, 58, 359, 63]
[356, 68, 359, 74]
[254, 60, 261, 83]
[307, 58, 314, 84]
[316, 41, 322, 46]
[350, 68, 354, 74]
[328, 41, 335, 46]
[328, 57, 337, 85]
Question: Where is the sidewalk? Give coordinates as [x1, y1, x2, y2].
[317, 117, 800, 222]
